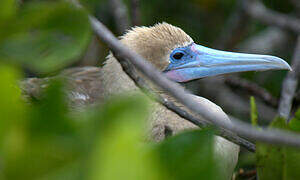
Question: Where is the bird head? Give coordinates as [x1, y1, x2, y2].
[120, 23, 291, 82]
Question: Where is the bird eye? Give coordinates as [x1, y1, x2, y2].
[173, 52, 184, 60]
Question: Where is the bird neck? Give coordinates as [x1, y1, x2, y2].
[101, 56, 140, 97]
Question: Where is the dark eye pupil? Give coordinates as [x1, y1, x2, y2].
[173, 52, 184, 60]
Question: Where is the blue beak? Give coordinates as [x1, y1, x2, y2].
[164, 43, 291, 82]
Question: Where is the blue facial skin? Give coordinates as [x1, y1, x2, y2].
[165, 44, 197, 72]
[163, 43, 291, 82]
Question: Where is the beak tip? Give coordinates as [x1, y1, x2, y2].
[282, 62, 292, 71]
[284, 62, 292, 71]
[271, 56, 292, 71]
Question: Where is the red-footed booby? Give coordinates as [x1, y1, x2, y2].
[98, 23, 290, 179]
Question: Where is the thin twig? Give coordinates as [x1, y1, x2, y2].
[237, 27, 289, 54]
[243, 0, 300, 34]
[87, 16, 300, 148]
[196, 78, 276, 123]
[130, 0, 141, 26]
[278, 36, 300, 120]
[224, 76, 278, 108]
[290, 0, 300, 12]
[296, 90, 300, 105]
[214, 0, 249, 50]
[109, 0, 130, 34]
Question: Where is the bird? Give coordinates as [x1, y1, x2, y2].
[21, 22, 291, 179]
[98, 22, 291, 178]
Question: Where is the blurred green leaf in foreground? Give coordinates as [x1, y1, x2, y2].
[0, 0, 91, 74]
[255, 106, 300, 179]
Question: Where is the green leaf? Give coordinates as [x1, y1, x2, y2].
[3, 79, 82, 180]
[295, 109, 300, 119]
[289, 108, 300, 132]
[256, 117, 287, 180]
[0, 0, 17, 22]
[89, 95, 166, 180]
[0, 63, 23, 126]
[0, 64, 27, 177]
[29, 79, 75, 137]
[256, 116, 300, 180]
[284, 146, 300, 180]
[269, 116, 287, 129]
[155, 129, 220, 180]
[0, 2, 91, 73]
[0, 64, 27, 179]
[256, 143, 285, 179]
[0, 63, 26, 149]
[285, 109, 300, 179]
[79, 0, 101, 13]
[250, 96, 258, 126]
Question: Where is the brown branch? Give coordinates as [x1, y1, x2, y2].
[278, 36, 300, 120]
[224, 76, 278, 108]
[237, 27, 289, 54]
[198, 77, 277, 123]
[290, 0, 300, 11]
[243, 0, 300, 34]
[296, 90, 300, 104]
[214, 0, 250, 50]
[109, 0, 130, 34]
[130, 0, 141, 26]
[236, 169, 257, 179]
[79, 35, 101, 66]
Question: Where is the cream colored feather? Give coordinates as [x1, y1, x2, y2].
[119, 22, 193, 70]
